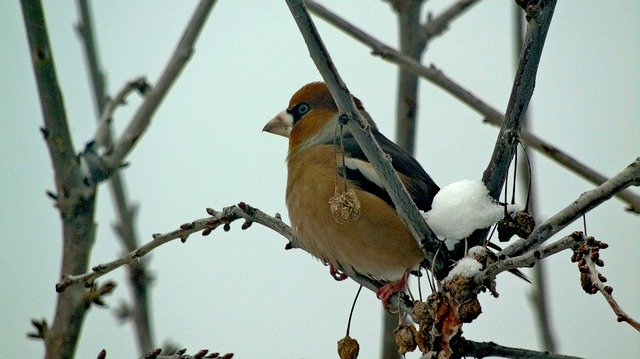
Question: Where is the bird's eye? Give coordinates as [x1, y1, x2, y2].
[296, 102, 310, 116]
[289, 102, 311, 124]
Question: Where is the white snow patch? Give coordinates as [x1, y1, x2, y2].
[506, 203, 525, 218]
[445, 258, 483, 281]
[423, 180, 504, 249]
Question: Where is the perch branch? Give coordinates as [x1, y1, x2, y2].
[501, 158, 640, 258]
[307, 0, 640, 213]
[55, 203, 417, 319]
[104, 0, 217, 169]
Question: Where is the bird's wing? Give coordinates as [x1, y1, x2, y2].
[332, 128, 440, 211]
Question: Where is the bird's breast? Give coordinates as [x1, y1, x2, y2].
[285, 145, 424, 283]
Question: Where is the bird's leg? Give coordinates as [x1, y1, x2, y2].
[376, 270, 411, 309]
[329, 264, 349, 281]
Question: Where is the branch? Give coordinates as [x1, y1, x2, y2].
[76, 0, 155, 353]
[421, 0, 482, 43]
[482, 0, 557, 200]
[285, 0, 451, 278]
[482, 232, 582, 280]
[572, 236, 640, 331]
[93, 77, 150, 149]
[501, 158, 640, 258]
[306, 0, 640, 213]
[388, 0, 426, 154]
[21, 2, 98, 358]
[138, 347, 234, 359]
[457, 338, 584, 359]
[103, 0, 217, 169]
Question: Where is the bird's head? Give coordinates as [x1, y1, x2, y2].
[263, 82, 374, 152]
[263, 82, 339, 151]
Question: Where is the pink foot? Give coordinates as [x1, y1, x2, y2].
[376, 270, 410, 309]
[329, 264, 348, 281]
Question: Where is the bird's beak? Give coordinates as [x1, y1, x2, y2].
[262, 110, 293, 138]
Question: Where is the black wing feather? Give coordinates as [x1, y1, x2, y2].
[335, 128, 440, 211]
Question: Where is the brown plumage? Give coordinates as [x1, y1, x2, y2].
[264, 82, 440, 306]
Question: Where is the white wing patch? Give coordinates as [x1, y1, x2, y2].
[344, 157, 385, 190]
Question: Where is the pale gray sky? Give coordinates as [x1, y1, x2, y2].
[1, 1, 638, 358]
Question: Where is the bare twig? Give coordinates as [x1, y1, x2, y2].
[482, 232, 581, 279]
[104, 0, 217, 169]
[75, 0, 155, 353]
[421, 0, 482, 43]
[501, 158, 640, 258]
[307, 0, 640, 213]
[512, 5, 557, 351]
[572, 236, 640, 331]
[388, 0, 426, 154]
[55, 202, 417, 317]
[93, 77, 150, 148]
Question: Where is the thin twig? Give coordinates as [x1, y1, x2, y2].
[55, 202, 418, 319]
[586, 263, 640, 331]
[93, 77, 149, 149]
[421, 0, 482, 43]
[307, 0, 640, 213]
[482, 232, 581, 279]
[501, 158, 640, 258]
[104, 0, 217, 169]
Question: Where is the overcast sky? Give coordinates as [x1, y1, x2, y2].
[1, 1, 638, 358]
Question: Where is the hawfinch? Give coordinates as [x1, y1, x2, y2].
[263, 82, 439, 307]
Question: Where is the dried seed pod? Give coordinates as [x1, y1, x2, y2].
[413, 301, 430, 322]
[496, 216, 517, 242]
[394, 324, 418, 355]
[458, 297, 482, 323]
[337, 335, 359, 359]
[514, 211, 535, 238]
[416, 321, 433, 353]
[329, 189, 361, 223]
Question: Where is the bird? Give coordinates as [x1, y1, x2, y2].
[263, 82, 440, 308]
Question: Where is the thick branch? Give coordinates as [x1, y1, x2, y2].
[482, 0, 557, 200]
[104, 0, 217, 168]
[501, 158, 640, 258]
[21, 2, 97, 358]
[307, 0, 640, 213]
[389, 0, 426, 154]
